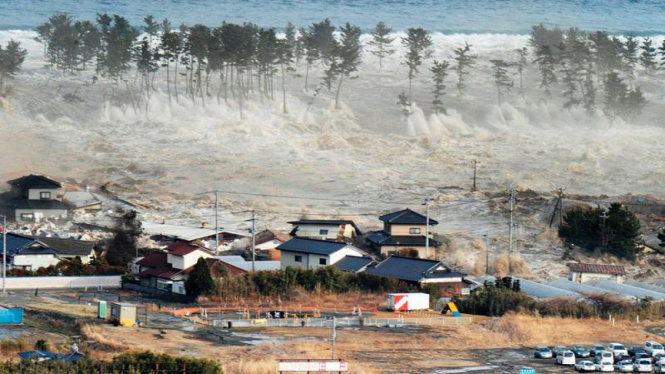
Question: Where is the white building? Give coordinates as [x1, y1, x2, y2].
[277, 237, 366, 270]
[0, 233, 96, 271]
[1, 175, 69, 221]
[288, 220, 361, 241]
[568, 262, 626, 284]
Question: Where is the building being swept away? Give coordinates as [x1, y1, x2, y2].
[567, 262, 627, 284]
[288, 219, 361, 241]
[0, 174, 69, 221]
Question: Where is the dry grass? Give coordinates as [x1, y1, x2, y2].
[80, 324, 129, 352]
[492, 254, 532, 277]
[27, 302, 97, 318]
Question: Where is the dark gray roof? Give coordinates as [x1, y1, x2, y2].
[334, 256, 375, 272]
[367, 231, 441, 247]
[378, 208, 438, 225]
[6, 197, 69, 210]
[0, 233, 57, 256]
[7, 175, 62, 189]
[277, 237, 351, 256]
[29, 236, 95, 256]
[366, 255, 465, 283]
[288, 220, 361, 234]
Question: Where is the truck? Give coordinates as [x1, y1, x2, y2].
[386, 293, 430, 311]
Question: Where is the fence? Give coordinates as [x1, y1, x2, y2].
[211, 315, 472, 328]
[173, 304, 378, 317]
[0, 275, 120, 290]
[0, 308, 23, 324]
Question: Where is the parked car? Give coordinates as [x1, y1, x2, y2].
[614, 360, 634, 373]
[556, 350, 576, 365]
[629, 346, 647, 357]
[608, 343, 628, 357]
[574, 360, 596, 372]
[572, 346, 590, 358]
[646, 341, 665, 357]
[591, 345, 607, 357]
[593, 351, 614, 364]
[634, 359, 653, 372]
[595, 361, 614, 372]
[614, 353, 631, 363]
[655, 362, 665, 373]
[635, 352, 652, 363]
[534, 346, 553, 359]
[552, 346, 568, 358]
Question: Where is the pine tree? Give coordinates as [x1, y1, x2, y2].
[0, 40, 27, 96]
[303, 26, 319, 91]
[490, 59, 513, 105]
[659, 39, 665, 69]
[295, 27, 306, 65]
[623, 87, 647, 121]
[534, 45, 558, 99]
[284, 22, 296, 61]
[623, 35, 639, 87]
[276, 37, 294, 113]
[515, 47, 528, 100]
[397, 91, 411, 118]
[76, 20, 100, 71]
[528, 24, 564, 52]
[96, 14, 139, 81]
[639, 37, 658, 75]
[561, 62, 580, 109]
[588, 31, 617, 76]
[185, 257, 216, 298]
[135, 39, 158, 97]
[187, 24, 211, 102]
[402, 27, 433, 101]
[143, 15, 159, 50]
[453, 42, 476, 96]
[311, 19, 336, 65]
[333, 23, 361, 109]
[160, 19, 180, 104]
[603, 72, 627, 123]
[582, 66, 596, 115]
[430, 60, 449, 114]
[368, 21, 395, 67]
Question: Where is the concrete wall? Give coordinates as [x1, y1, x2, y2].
[280, 246, 363, 270]
[15, 209, 68, 221]
[12, 254, 60, 270]
[0, 275, 121, 290]
[380, 245, 431, 258]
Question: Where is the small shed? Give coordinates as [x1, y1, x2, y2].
[567, 262, 627, 284]
[109, 302, 137, 326]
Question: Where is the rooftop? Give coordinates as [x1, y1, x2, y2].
[366, 255, 464, 283]
[29, 235, 95, 256]
[333, 256, 375, 272]
[166, 242, 210, 256]
[378, 208, 439, 226]
[288, 220, 361, 233]
[8, 174, 62, 190]
[136, 252, 169, 268]
[141, 221, 216, 241]
[366, 231, 441, 247]
[277, 237, 351, 256]
[567, 262, 627, 276]
[214, 255, 281, 272]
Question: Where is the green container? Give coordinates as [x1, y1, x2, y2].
[98, 301, 107, 319]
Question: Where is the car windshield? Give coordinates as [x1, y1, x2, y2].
[595, 346, 605, 350]
[538, 348, 549, 352]
[614, 345, 625, 350]
[640, 360, 651, 365]
[575, 346, 587, 351]
[654, 344, 664, 349]
[565, 352, 573, 357]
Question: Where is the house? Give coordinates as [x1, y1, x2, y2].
[288, 219, 361, 241]
[365, 255, 471, 296]
[277, 237, 366, 270]
[333, 256, 375, 273]
[253, 229, 291, 260]
[367, 208, 441, 258]
[568, 262, 627, 284]
[0, 174, 69, 221]
[63, 190, 103, 213]
[0, 233, 96, 271]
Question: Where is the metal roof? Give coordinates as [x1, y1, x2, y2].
[625, 281, 665, 295]
[333, 256, 375, 272]
[29, 235, 95, 256]
[478, 276, 582, 299]
[546, 279, 627, 298]
[592, 281, 665, 300]
[367, 231, 441, 247]
[366, 255, 463, 283]
[141, 221, 216, 241]
[567, 262, 627, 276]
[277, 237, 354, 256]
[378, 209, 439, 225]
[214, 255, 280, 272]
[8, 175, 61, 189]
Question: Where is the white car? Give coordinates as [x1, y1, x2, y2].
[634, 359, 653, 373]
[595, 361, 614, 372]
[614, 360, 634, 373]
[607, 342, 628, 357]
[646, 341, 665, 357]
[593, 351, 614, 364]
[655, 362, 665, 373]
[575, 360, 595, 372]
[556, 350, 575, 365]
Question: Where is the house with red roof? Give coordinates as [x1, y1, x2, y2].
[567, 262, 627, 284]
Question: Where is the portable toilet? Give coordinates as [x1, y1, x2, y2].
[109, 302, 137, 326]
[98, 301, 107, 319]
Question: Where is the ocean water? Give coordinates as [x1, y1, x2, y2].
[0, 0, 664, 34]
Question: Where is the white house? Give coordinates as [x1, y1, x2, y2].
[1, 175, 69, 221]
[568, 262, 627, 284]
[165, 242, 213, 270]
[0, 233, 96, 271]
[288, 220, 361, 241]
[277, 237, 366, 270]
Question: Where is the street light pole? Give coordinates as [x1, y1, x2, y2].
[214, 191, 219, 255]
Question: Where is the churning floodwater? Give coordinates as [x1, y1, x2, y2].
[1, 0, 665, 34]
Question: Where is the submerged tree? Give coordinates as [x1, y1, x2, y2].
[453, 42, 476, 96]
[561, 63, 580, 109]
[639, 37, 658, 75]
[397, 91, 411, 119]
[0, 40, 27, 96]
[534, 45, 558, 99]
[332, 23, 362, 109]
[276, 37, 294, 113]
[603, 72, 627, 122]
[622, 35, 639, 87]
[430, 60, 449, 114]
[402, 27, 433, 102]
[582, 67, 596, 115]
[96, 14, 139, 81]
[515, 47, 529, 100]
[368, 21, 395, 68]
[106, 210, 142, 267]
[490, 59, 513, 105]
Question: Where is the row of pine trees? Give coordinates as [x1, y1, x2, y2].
[1, 17, 661, 123]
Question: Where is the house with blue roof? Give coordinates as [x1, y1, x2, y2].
[276, 237, 367, 270]
[366, 208, 441, 259]
[0, 233, 96, 271]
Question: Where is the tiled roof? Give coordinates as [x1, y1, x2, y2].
[29, 236, 95, 256]
[166, 242, 209, 256]
[8, 175, 62, 189]
[567, 262, 627, 276]
[277, 237, 350, 256]
[366, 255, 465, 283]
[378, 208, 438, 225]
[366, 231, 441, 247]
[136, 252, 169, 268]
[333, 256, 374, 272]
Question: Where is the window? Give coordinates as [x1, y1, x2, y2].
[409, 227, 421, 234]
[319, 258, 327, 265]
[295, 255, 303, 263]
[20, 213, 34, 220]
[40, 191, 51, 199]
[319, 229, 329, 235]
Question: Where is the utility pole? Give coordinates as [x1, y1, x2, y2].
[214, 191, 219, 254]
[246, 210, 257, 272]
[1, 214, 5, 294]
[484, 234, 490, 275]
[508, 189, 516, 275]
[471, 160, 478, 192]
[424, 198, 431, 259]
[600, 210, 609, 252]
[548, 187, 565, 228]
[331, 316, 337, 359]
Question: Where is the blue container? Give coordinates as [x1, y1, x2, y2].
[0, 308, 23, 324]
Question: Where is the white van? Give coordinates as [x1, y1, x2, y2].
[646, 341, 665, 357]
[594, 352, 614, 364]
[556, 350, 576, 365]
